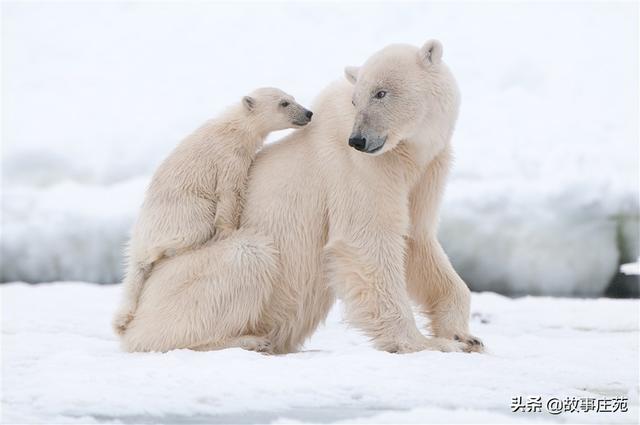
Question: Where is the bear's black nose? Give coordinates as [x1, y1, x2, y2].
[348, 136, 367, 151]
[305, 110, 313, 119]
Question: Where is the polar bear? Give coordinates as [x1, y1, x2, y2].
[120, 40, 483, 354]
[112, 88, 313, 336]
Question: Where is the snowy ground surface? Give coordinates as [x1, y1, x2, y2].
[1, 282, 639, 424]
[2, 2, 639, 296]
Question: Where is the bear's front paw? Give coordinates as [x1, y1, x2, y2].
[237, 336, 273, 354]
[390, 336, 466, 353]
[452, 334, 485, 353]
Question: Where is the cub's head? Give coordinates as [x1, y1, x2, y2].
[242, 87, 313, 132]
[344, 40, 459, 155]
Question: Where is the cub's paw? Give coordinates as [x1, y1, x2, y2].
[453, 334, 485, 353]
[112, 310, 134, 336]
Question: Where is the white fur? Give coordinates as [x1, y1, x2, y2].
[119, 41, 483, 354]
[112, 87, 311, 336]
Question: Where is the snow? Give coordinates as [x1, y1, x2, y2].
[2, 2, 638, 295]
[621, 260, 640, 276]
[3, 178, 636, 297]
[1, 282, 639, 424]
[2, 179, 145, 283]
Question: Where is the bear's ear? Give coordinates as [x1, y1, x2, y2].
[419, 39, 443, 67]
[344, 66, 359, 85]
[242, 96, 255, 112]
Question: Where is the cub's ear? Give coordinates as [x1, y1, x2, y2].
[419, 39, 443, 66]
[344, 66, 359, 85]
[242, 96, 255, 111]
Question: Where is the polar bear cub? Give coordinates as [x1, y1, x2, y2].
[112, 88, 313, 335]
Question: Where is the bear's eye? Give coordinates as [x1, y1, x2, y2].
[374, 90, 387, 99]
[280, 101, 290, 107]
[351, 100, 356, 107]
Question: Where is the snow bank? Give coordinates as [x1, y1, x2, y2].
[1, 283, 638, 423]
[2, 178, 637, 297]
[621, 260, 640, 276]
[1, 180, 146, 283]
[2, 2, 638, 295]
[440, 179, 638, 296]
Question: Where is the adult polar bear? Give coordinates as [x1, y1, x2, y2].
[121, 40, 484, 354]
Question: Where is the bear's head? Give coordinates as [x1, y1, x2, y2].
[242, 87, 313, 133]
[344, 40, 460, 156]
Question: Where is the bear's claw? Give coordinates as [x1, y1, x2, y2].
[453, 334, 485, 353]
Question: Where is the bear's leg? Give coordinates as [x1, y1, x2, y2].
[324, 240, 466, 353]
[406, 236, 484, 353]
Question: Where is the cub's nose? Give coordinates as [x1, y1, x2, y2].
[348, 135, 367, 151]
[305, 110, 313, 120]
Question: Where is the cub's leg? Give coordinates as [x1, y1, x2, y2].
[214, 188, 242, 240]
[114, 195, 219, 335]
[112, 248, 165, 335]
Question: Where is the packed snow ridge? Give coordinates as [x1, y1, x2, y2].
[2, 176, 638, 296]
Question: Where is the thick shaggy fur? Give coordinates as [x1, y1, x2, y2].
[112, 88, 311, 335]
[120, 41, 483, 354]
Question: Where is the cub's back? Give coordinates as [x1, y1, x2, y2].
[148, 119, 250, 198]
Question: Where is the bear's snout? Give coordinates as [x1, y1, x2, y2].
[292, 108, 313, 126]
[348, 135, 367, 151]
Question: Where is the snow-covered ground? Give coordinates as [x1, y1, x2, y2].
[1, 282, 639, 424]
[2, 2, 639, 295]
